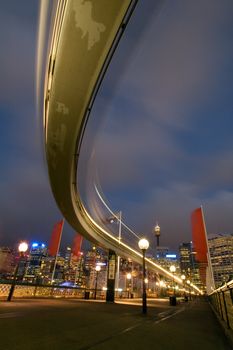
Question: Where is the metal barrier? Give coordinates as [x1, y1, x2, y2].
[208, 280, 233, 330]
[0, 282, 145, 301]
[0, 282, 106, 301]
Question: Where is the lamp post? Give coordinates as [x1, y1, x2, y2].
[159, 280, 166, 297]
[138, 238, 149, 314]
[108, 211, 122, 294]
[181, 274, 187, 300]
[126, 273, 132, 298]
[187, 279, 191, 300]
[7, 241, 28, 302]
[181, 274, 186, 282]
[94, 265, 101, 299]
[169, 265, 176, 295]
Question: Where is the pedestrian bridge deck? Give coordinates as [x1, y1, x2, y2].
[0, 297, 231, 349]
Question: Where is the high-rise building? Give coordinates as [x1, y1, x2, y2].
[25, 242, 47, 283]
[155, 246, 169, 259]
[64, 246, 72, 269]
[84, 246, 106, 289]
[0, 247, 14, 277]
[154, 247, 180, 274]
[208, 234, 233, 287]
[179, 242, 202, 289]
[179, 242, 192, 274]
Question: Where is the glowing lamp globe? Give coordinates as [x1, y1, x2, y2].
[18, 242, 28, 253]
[138, 238, 149, 251]
[169, 265, 176, 273]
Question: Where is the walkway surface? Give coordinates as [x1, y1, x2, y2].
[0, 297, 231, 350]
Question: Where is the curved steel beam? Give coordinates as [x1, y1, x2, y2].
[40, 0, 202, 292]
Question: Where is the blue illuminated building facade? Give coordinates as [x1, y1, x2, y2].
[24, 242, 47, 283]
[154, 246, 180, 274]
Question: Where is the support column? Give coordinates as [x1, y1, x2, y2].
[106, 250, 116, 302]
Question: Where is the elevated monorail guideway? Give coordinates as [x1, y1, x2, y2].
[39, 0, 201, 293]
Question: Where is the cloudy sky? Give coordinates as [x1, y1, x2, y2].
[1, 0, 233, 252]
[0, 1, 63, 248]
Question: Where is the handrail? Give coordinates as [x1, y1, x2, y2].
[209, 279, 233, 295]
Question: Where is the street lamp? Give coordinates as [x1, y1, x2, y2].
[187, 279, 191, 300]
[94, 265, 101, 299]
[7, 241, 28, 302]
[138, 238, 149, 314]
[126, 273, 132, 298]
[169, 265, 176, 295]
[181, 274, 187, 300]
[126, 273, 132, 280]
[108, 211, 122, 292]
[181, 274, 186, 281]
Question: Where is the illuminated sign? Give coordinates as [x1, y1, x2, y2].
[32, 242, 46, 248]
[166, 254, 177, 259]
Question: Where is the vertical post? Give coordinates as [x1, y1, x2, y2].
[115, 211, 122, 293]
[131, 264, 134, 296]
[94, 270, 99, 300]
[7, 242, 28, 302]
[142, 249, 147, 314]
[7, 259, 20, 301]
[116, 256, 120, 293]
[138, 238, 149, 314]
[215, 293, 219, 312]
[218, 292, 224, 320]
[213, 293, 217, 312]
[106, 250, 116, 302]
[173, 274, 175, 295]
[118, 211, 122, 242]
[230, 289, 233, 304]
[222, 291, 230, 329]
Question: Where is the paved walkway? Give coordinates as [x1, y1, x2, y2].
[0, 297, 231, 349]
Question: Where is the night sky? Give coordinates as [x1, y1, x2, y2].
[1, 0, 233, 253]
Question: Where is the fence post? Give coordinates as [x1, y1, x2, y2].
[218, 292, 224, 320]
[230, 289, 233, 304]
[215, 293, 220, 315]
[215, 293, 219, 314]
[222, 291, 230, 329]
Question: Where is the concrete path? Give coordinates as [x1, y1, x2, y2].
[0, 297, 231, 349]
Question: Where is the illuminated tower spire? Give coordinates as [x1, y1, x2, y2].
[154, 222, 161, 247]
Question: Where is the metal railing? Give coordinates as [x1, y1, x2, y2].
[208, 280, 233, 330]
[0, 281, 142, 301]
[0, 281, 105, 301]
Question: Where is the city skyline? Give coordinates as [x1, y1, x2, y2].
[1, 1, 233, 251]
